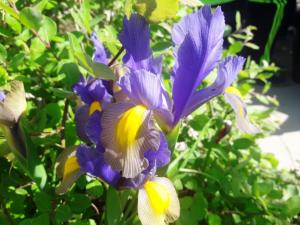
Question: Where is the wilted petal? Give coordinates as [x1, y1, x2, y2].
[0, 81, 27, 126]
[171, 6, 225, 124]
[138, 177, 180, 225]
[76, 144, 121, 186]
[91, 32, 108, 64]
[101, 103, 160, 178]
[119, 14, 162, 74]
[182, 56, 245, 118]
[224, 88, 260, 134]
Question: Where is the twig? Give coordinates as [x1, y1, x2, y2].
[7, 1, 51, 49]
[60, 99, 69, 147]
[108, 47, 124, 67]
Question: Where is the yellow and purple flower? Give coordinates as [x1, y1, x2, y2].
[58, 6, 258, 225]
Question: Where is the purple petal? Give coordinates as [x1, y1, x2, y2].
[73, 76, 112, 105]
[182, 56, 246, 118]
[75, 105, 90, 143]
[119, 14, 162, 74]
[118, 70, 166, 109]
[85, 111, 101, 144]
[172, 6, 225, 124]
[76, 144, 121, 186]
[144, 133, 171, 170]
[91, 32, 108, 64]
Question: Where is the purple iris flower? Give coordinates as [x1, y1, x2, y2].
[171, 6, 245, 125]
[73, 6, 245, 189]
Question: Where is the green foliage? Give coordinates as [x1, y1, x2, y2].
[0, 1, 298, 225]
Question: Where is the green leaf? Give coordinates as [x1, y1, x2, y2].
[125, 0, 134, 18]
[208, 214, 221, 225]
[86, 180, 104, 198]
[6, 15, 22, 33]
[233, 138, 253, 149]
[283, 196, 300, 217]
[19, 7, 43, 30]
[135, 0, 179, 23]
[38, 17, 57, 42]
[0, 44, 7, 62]
[69, 194, 91, 213]
[166, 122, 181, 151]
[106, 187, 122, 225]
[34, 192, 52, 212]
[55, 205, 72, 223]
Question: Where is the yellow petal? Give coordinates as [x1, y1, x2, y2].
[89, 101, 102, 115]
[115, 105, 147, 151]
[138, 177, 180, 225]
[63, 156, 80, 178]
[225, 86, 242, 99]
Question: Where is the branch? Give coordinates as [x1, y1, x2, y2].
[108, 47, 124, 67]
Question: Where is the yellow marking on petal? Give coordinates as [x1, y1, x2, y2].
[63, 156, 80, 178]
[89, 101, 102, 115]
[115, 105, 147, 151]
[144, 180, 171, 215]
[225, 86, 242, 99]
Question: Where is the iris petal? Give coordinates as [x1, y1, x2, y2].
[119, 14, 162, 74]
[138, 177, 180, 225]
[172, 6, 225, 124]
[224, 90, 260, 134]
[101, 103, 160, 178]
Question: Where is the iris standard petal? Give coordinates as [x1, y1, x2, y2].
[118, 69, 173, 128]
[182, 56, 245, 118]
[138, 177, 180, 225]
[101, 102, 160, 178]
[224, 87, 260, 134]
[118, 70, 164, 109]
[76, 144, 121, 186]
[91, 32, 108, 64]
[73, 76, 112, 105]
[171, 6, 225, 124]
[119, 14, 162, 74]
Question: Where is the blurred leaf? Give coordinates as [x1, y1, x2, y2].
[0, 44, 7, 62]
[55, 205, 72, 223]
[38, 17, 57, 42]
[283, 196, 300, 217]
[106, 187, 122, 225]
[208, 214, 221, 225]
[19, 7, 43, 30]
[135, 0, 179, 23]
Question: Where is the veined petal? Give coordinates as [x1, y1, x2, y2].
[224, 88, 260, 134]
[144, 133, 170, 170]
[101, 103, 160, 178]
[76, 144, 121, 186]
[118, 70, 165, 109]
[91, 32, 108, 64]
[119, 14, 162, 74]
[171, 6, 225, 124]
[138, 177, 180, 225]
[182, 56, 245, 118]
